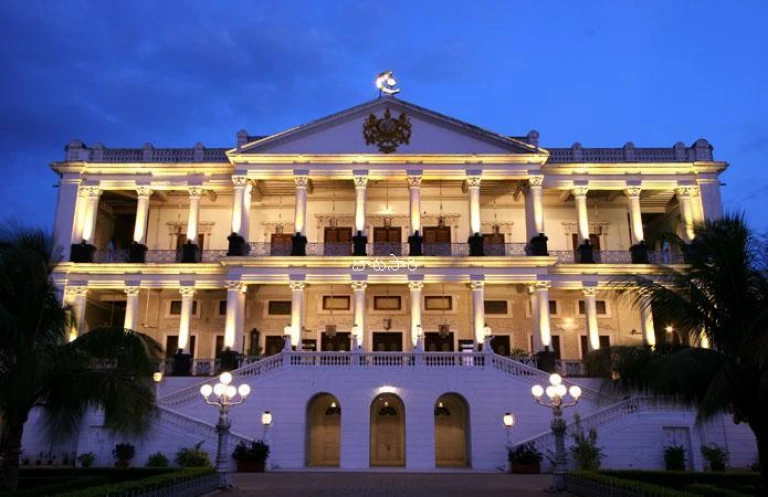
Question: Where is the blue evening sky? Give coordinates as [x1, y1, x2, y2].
[1, 1, 767, 232]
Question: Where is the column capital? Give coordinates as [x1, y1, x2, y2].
[294, 175, 310, 189]
[225, 280, 244, 291]
[534, 280, 551, 291]
[676, 185, 697, 197]
[624, 186, 642, 198]
[188, 186, 203, 198]
[65, 285, 89, 297]
[469, 280, 485, 290]
[136, 186, 153, 198]
[124, 286, 140, 297]
[351, 281, 368, 291]
[582, 285, 598, 297]
[573, 186, 589, 197]
[289, 281, 306, 291]
[406, 175, 422, 188]
[353, 175, 369, 188]
[408, 281, 424, 291]
[179, 286, 196, 298]
[528, 175, 544, 188]
[83, 186, 102, 199]
[465, 175, 482, 189]
[232, 175, 248, 187]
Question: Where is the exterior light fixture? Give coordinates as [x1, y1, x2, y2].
[261, 411, 273, 427]
[503, 412, 516, 428]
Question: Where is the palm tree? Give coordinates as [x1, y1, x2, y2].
[587, 214, 768, 484]
[0, 227, 163, 490]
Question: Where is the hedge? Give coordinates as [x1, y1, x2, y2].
[603, 470, 764, 491]
[54, 467, 215, 497]
[1, 476, 108, 497]
[568, 471, 697, 497]
[17, 468, 173, 483]
[684, 484, 753, 497]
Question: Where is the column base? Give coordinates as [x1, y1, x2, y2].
[408, 232, 423, 256]
[577, 242, 595, 264]
[128, 242, 147, 263]
[528, 234, 549, 256]
[468, 233, 484, 256]
[291, 233, 307, 256]
[352, 232, 368, 257]
[181, 242, 200, 263]
[630, 241, 649, 264]
[70, 242, 95, 263]
[219, 349, 240, 372]
[227, 233, 247, 256]
[172, 352, 192, 376]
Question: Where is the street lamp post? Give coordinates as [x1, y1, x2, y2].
[261, 411, 273, 470]
[502, 412, 516, 473]
[531, 373, 582, 492]
[200, 372, 251, 489]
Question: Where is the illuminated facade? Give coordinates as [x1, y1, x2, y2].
[32, 93, 756, 471]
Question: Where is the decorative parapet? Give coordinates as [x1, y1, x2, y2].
[547, 139, 713, 163]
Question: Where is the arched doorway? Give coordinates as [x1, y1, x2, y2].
[370, 393, 405, 466]
[306, 393, 341, 466]
[434, 393, 470, 467]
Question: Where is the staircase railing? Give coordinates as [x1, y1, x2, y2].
[156, 406, 252, 447]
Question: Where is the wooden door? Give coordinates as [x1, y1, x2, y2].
[423, 226, 451, 256]
[425, 332, 455, 352]
[373, 227, 402, 256]
[264, 335, 286, 356]
[483, 232, 505, 256]
[434, 395, 468, 467]
[371, 395, 405, 466]
[372, 332, 403, 352]
[321, 332, 351, 352]
[324, 227, 352, 256]
[270, 233, 293, 256]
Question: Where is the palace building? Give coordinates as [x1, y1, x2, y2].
[32, 85, 756, 471]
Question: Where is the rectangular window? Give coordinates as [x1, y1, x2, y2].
[578, 300, 608, 315]
[170, 300, 198, 316]
[322, 295, 350, 311]
[267, 301, 292, 316]
[549, 300, 558, 316]
[218, 300, 227, 316]
[374, 296, 401, 311]
[425, 296, 452, 311]
[484, 300, 509, 315]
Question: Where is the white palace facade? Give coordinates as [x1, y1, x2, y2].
[28, 93, 757, 471]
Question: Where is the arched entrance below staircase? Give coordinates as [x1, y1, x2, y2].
[434, 393, 470, 467]
[306, 393, 341, 466]
[370, 393, 405, 466]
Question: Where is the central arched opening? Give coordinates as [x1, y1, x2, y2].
[434, 393, 470, 467]
[306, 393, 341, 466]
[369, 393, 405, 467]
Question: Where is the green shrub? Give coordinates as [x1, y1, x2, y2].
[146, 452, 170, 468]
[507, 442, 543, 464]
[567, 471, 693, 497]
[77, 452, 96, 468]
[602, 470, 764, 490]
[700, 444, 729, 472]
[685, 484, 751, 497]
[175, 441, 211, 467]
[4, 476, 108, 497]
[665, 445, 687, 471]
[569, 414, 605, 471]
[54, 467, 215, 497]
[18, 467, 174, 483]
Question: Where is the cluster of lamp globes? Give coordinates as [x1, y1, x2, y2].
[200, 372, 251, 403]
[532, 373, 582, 402]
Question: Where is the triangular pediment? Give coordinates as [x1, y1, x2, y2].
[233, 97, 545, 156]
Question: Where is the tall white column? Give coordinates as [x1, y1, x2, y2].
[71, 187, 89, 243]
[289, 281, 306, 348]
[624, 186, 644, 244]
[294, 175, 309, 235]
[64, 285, 89, 341]
[583, 286, 600, 353]
[697, 176, 724, 221]
[186, 187, 203, 242]
[133, 186, 152, 245]
[242, 181, 253, 242]
[573, 186, 590, 243]
[466, 175, 482, 235]
[529, 175, 546, 236]
[124, 286, 140, 331]
[529, 286, 543, 352]
[351, 281, 367, 348]
[535, 282, 552, 348]
[676, 186, 696, 242]
[353, 175, 368, 235]
[224, 281, 244, 350]
[81, 186, 102, 245]
[690, 186, 704, 225]
[408, 280, 424, 349]
[639, 294, 656, 347]
[178, 286, 196, 354]
[231, 176, 246, 234]
[470, 280, 485, 346]
[407, 174, 422, 235]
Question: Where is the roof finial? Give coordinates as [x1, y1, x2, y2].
[376, 71, 400, 96]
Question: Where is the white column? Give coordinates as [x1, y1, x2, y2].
[71, 186, 89, 243]
[690, 186, 705, 225]
[289, 281, 306, 348]
[81, 186, 102, 245]
[470, 280, 485, 346]
[535, 282, 552, 348]
[55, 178, 81, 259]
[186, 187, 203, 242]
[351, 281, 367, 348]
[294, 175, 309, 235]
[236, 289, 246, 352]
[224, 281, 244, 349]
[408, 280, 424, 349]
[529, 175, 546, 236]
[407, 174, 422, 235]
[231, 176, 246, 234]
[624, 186, 644, 244]
[466, 175, 482, 235]
[583, 286, 600, 353]
[242, 181, 253, 242]
[64, 285, 88, 341]
[676, 187, 696, 242]
[132, 186, 152, 245]
[697, 176, 724, 221]
[529, 286, 543, 352]
[178, 286, 196, 354]
[124, 286, 140, 331]
[573, 186, 590, 243]
[639, 294, 656, 347]
[353, 175, 368, 235]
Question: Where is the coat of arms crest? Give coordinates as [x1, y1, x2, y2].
[362, 108, 412, 153]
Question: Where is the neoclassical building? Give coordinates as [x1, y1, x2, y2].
[35, 89, 755, 471]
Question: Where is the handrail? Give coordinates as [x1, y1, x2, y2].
[157, 406, 251, 445]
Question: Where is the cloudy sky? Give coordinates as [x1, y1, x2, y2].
[1, 1, 767, 232]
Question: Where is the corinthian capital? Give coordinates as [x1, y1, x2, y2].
[294, 176, 310, 189]
[179, 286, 196, 298]
[289, 281, 306, 291]
[232, 175, 248, 188]
[353, 176, 369, 188]
[351, 281, 368, 291]
[406, 175, 422, 188]
[188, 186, 203, 198]
[624, 186, 642, 198]
[573, 186, 589, 197]
[528, 175, 544, 188]
[136, 186, 153, 198]
[465, 176, 482, 189]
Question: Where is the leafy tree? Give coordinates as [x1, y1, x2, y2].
[588, 214, 768, 484]
[0, 227, 163, 490]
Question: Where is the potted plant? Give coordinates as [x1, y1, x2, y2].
[508, 442, 543, 474]
[664, 444, 686, 471]
[113, 443, 136, 468]
[232, 440, 270, 472]
[700, 443, 729, 471]
[570, 415, 605, 470]
[77, 452, 96, 468]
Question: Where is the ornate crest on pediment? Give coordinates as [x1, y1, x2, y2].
[363, 108, 412, 153]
